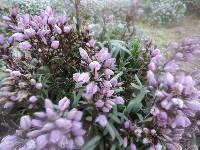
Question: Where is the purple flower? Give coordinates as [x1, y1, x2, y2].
[47, 15, 55, 25]
[156, 111, 168, 127]
[35, 83, 43, 89]
[0, 135, 19, 150]
[64, 25, 72, 33]
[104, 69, 114, 79]
[24, 28, 36, 37]
[152, 49, 161, 56]
[175, 52, 183, 60]
[87, 39, 96, 47]
[74, 136, 84, 147]
[171, 98, 184, 108]
[147, 70, 157, 86]
[95, 100, 104, 108]
[164, 60, 179, 72]
[2, 16, 11, 21]
[45, 6, 53, 16]
[0, 34, 4, 45]
[96, 48, 111, 62]
[0, 98, 85, 149]
[85, 82, 98, 95]
[58, 14, 67, 25]
[51, 41, 59, 49]
[89, 61, 101, 72]
[89, 61, 101, 78]
[103, 58, 116, 68]
[54, 25, 62, 34]
[186, 100, 200, 111]
[79, 48, 90, 62]
[36, 134, 48, 149]
[29, 96, 38, 103]
[123, 137, 128, 148]
[171, 110, 191, 128]
[19, 41, 32, 50]
[115, 96, 124, 104]
[130, 143, 137, 150]
[20, 115, 32, 130]
[148, 61, 156, 71]
[12, 33, 25, 42]
[163, 72, 174, 86]
[73, 72, 90, 84]
[95, 115, 108, 127]
[10, 7, 18, 17]
[58, 97, 70, 111]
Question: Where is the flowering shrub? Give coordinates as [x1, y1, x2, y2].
[142, 0, 186, 25]
[0, 6, 200, 150]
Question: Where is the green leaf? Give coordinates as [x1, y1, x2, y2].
[106, 122, 123, 145]
[72, 89, 83, 107]
[131, 83, 141, 89]
[116, 112, 129, 121]
[110, 40, 131, 56]
[82, 135, 101, 150]
[111, 71, 123, 80]
[134, 75, 142, 86]
[111, 143, 117, 150]
[127, 88, 147, 114]
[106, 122, 116, 140]
[109, 113, 121, 124]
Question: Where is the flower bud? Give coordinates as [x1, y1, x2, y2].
[115, 96, 124, 104]
[35, 83, 42, 89]
[0, 34, 4, 45]
[64, 25, 72, 33]
[89, 61, 101, 72]
[130, 143, 137, 150]
[51, 40, 59, 49]
[74, 136, 84, 147]
[50, 130, 62, 143]
[79, 48, 89, 61]
[45, 99, 54, 109]
[95, 115, 108, 127]
[58, 97, 70, 111]
[20, 115, 32, 130]
[30, 79, 36, 85]
[12, 33, 25, 42]
[36, 134, 48, 149]
[54, 25, 62, 34]
[67, 108, 77, 120]
[29, 96, 38, 103]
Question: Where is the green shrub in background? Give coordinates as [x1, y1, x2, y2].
[0, 0, 72, 15]
[183, 0, 200, 16]
[141, 0, 186, 25]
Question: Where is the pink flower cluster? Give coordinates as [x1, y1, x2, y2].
[73, 47, 125, 113]
[169, 37, 200, 62]
[0, 97, 85, 150]
[147, 43, 200, 149]
[1, 6, 73, 61]
[0, 69, 42, 109]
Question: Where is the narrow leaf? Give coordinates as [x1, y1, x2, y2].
[83, 135, 101, 150]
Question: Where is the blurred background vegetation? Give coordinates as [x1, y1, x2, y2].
[0, 0, 199, 47]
